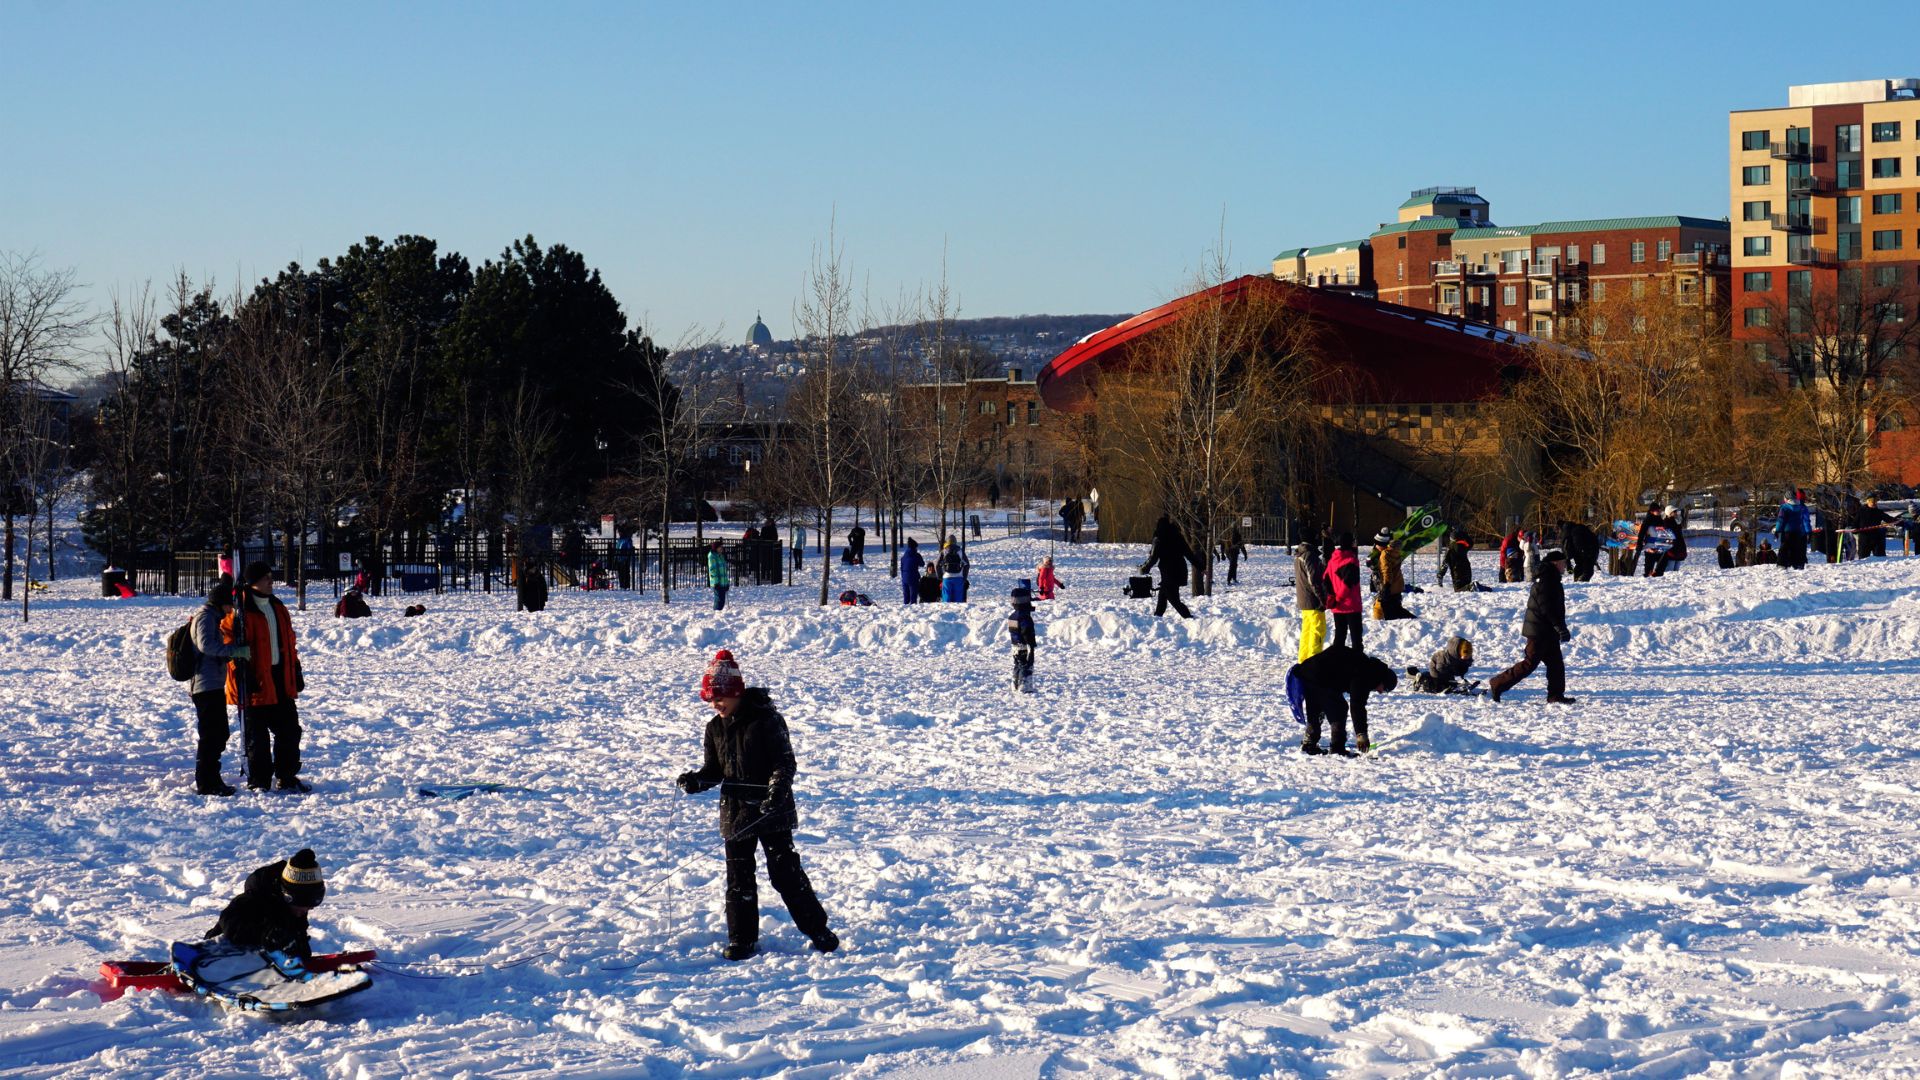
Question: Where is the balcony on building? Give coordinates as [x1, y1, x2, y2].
[1785, 247, 1825, 266]
[1786, 173, 1831, 195]
[1768, 140, 1826, 163]
[1526, 257, 1584, 280]
[1431, 259, 1495, 280]
[1769, 212, 1826, 234]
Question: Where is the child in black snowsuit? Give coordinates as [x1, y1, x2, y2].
[676, 650, 839, 961]
[206, 848, 327, 958]
[1409, 635, 1474, 693]
[1286, 644, 1397, 756]
[1007, 580, 1037, 693]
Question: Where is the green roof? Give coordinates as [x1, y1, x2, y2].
[1530, 215, 1729, 235]
[1399, 191, 1489, 210]
[1274, 240, 1367, 260]
[1451, 225, 1536, 242]
[1370, 217, 1470, 238]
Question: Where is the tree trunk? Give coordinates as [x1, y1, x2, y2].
[817, 507, 832, 606]
[3, 511, 13, 601]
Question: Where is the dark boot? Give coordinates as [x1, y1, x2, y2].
[723, 942, 756, 961]
[809, 930, 840, 953]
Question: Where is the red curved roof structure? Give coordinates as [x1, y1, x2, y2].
[1037, 275, 1538, 414]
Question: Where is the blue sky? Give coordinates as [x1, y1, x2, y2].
[4, 1, 1914, 347]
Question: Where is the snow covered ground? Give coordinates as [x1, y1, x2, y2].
[2, 535, 1919, 1078]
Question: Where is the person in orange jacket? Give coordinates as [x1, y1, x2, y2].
[224, 561, 309, 793]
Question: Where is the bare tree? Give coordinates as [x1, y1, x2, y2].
[1103, 247, 1325, 594]
[229, 286, 351, 611]
[12, 395, 60, 621]
[1754, 270, 1920, 489]
[0, 252, 93, 600]
[788, 219, 865, 605]
[1488, 284, 1747, 525]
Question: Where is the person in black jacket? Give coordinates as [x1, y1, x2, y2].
[1286, 644, 1396, 756]
[1139, 515, 1194, 619]
[206, 848, 326, 958]
[517, 560, 549, 612]
[1489, 549, 1574, 704]
[1444, 534, 1475, 592]
[1560, 521, 1600, 583]
[677, 650, 838, 961]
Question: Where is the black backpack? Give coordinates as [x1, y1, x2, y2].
[166, 620, 199, 681]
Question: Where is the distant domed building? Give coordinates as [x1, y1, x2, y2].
[746, 313, 774, 348]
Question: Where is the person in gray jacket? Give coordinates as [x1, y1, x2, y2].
[1292, 541, 1328, 662]
[189, 581, 251, 796]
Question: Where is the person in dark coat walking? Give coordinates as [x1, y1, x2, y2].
[1560, 521, 1600, 582]
[1286, 644, 1396, 756]
[677, 651, 838, 961]
[847, 523, 866, 566]
[1006, 580, 1038, 693]
[899, 537, 925, 605]
[1716, 537, 1734, 569]
[1224, 527, 1247, 585]
[1488, 548, 1574, 704]
[1139, 515, 1194, 619]
[189, 581, 250, 796]
[206, 848, 327, 958]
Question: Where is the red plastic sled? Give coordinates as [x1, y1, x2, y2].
[100, 950, 376, 993]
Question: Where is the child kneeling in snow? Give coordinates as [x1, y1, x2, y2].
[1409, 635, 1474, 694]
[205, 848, 327, 958]
[1007, 580, 1038, 693]
[676, 650, 839, 961]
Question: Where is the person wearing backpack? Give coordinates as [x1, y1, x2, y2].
[186, 581, 251, 796]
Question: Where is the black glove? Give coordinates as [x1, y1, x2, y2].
[1559, 628, 1573, 643]
[676, 771, 707, 794]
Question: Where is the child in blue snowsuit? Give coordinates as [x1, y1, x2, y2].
[1007, 580, 1037, 693]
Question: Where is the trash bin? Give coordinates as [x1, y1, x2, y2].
[101, 569, 128, 598]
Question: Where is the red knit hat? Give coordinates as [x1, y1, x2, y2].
[700, 649, 745, 701]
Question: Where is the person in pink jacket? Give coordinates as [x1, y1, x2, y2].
[1035, 556, 1062, 600]
[1322, 532, 1365, 652]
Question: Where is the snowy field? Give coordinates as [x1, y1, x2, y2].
[2, 535, 1919, 1078]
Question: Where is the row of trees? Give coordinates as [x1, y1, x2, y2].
[63, 235, 672, 608]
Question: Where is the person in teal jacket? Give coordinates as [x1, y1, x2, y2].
[708, 541, 732, 610]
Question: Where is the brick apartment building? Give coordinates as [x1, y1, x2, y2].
[1276, 187, 1731, 340]
[1729, 78, 1920, 481]
[899, 369, 1078, 502]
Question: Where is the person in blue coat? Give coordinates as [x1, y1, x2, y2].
[899, 538, 924, 605]
[1777, 489, 1812, 570]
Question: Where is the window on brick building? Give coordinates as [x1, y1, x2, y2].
[979, 400, 994, 415]
[1873, 121, 1902, 142]
[1657, 239, 1671, 261]
[1837, 196, 1861, 224]
[1631, 241, 1646, 263]
[1875, 193, 1903, 214]
[1743, 272, 1772, 291]
[1592, 243, 1606, 264]
[1872, 158, 1902, 179]
[1743, 307, 1771, 327]
[1873, 229, 1904, 251]
[1743, 235, 1772, 256]
[1592, 280, 1607, 301]
[1502, 319, 1517, 331]
[1632, 280, 1646, 298]
[1747, 342, 1772, 364]
[1836, 124, 1861, 152]
[1741, 130, 1768, 150]
[1874, 265, 1902, 288]
[1591, 316, 1607, 336]
[1837, 232, 1861, 259]
[1743, 200, 1770, 221]
[1742, 165, 1771, 185]
[1568, 244, 1580, 262]
[1502, 284, 1516, 305]
[1788, 270, 1811, 298]
[1026, 402, 1038, 425]
[1837, 159, 1862, 187]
